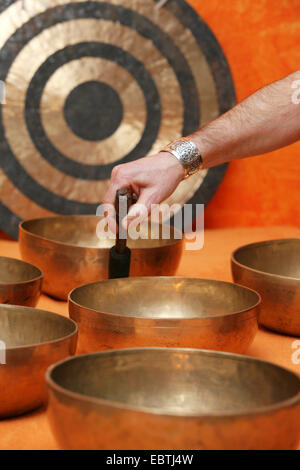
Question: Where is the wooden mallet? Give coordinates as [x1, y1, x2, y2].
[108, 188, 134, 279]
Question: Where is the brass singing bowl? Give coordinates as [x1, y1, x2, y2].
[46, 347, 300, 450]
[0, 256, 43, 307]
[69, 277, 260, 354]
[19, 216, 183, 300]
[0, 305, 77, 419]
[231, 239, 300, 336]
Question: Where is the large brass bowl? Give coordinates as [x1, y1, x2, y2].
[19, 216, 183, 300]
[46, 348, 300, 450]
[0, 256, 43, 307]
[69, 277, 260, 354]
[0, 305, 77, 418]
[231, 239, 300, 336]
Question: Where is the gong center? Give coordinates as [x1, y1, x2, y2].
[64, 80, 124, 141]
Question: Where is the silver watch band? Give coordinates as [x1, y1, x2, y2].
[161, 139, 203, 179]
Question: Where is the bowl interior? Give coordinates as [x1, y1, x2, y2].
[0, 257, 42, 284]
[21, 216, 181, 249]
[49, 349, 300, 414]
[0, 306, 76, 348]
[70, 277, 259, 319]
[233, 239, 300, 279]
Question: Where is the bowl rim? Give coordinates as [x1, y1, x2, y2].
[0, 304, 78, 351]
[46, 347, 300, 418]
[0, 255, 43, 286]
[68, 276, 261, 323]
[231, 238, 300, 282]
[19, 216, 183, 250]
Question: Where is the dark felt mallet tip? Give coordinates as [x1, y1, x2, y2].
[108, 245, 131, 279]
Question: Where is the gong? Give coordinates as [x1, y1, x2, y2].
[0, 0, 235, 238]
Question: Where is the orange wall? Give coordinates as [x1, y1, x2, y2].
[189, 0, 300, 227]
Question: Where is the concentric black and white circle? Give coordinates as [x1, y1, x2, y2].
[0, 0, 235, 238]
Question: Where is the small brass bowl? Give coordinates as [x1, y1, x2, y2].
[69, 277, 260, 354]
[231, 239, 300, 336]
[0, 305, 77, 419]
[19, 216, 183, 300]
[0, 256, 43, 307]
[46, 348, 300, 450]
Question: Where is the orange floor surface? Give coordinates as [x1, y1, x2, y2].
[0, 226, 299, 450]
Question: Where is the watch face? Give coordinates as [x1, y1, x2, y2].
[0, 0, 235, 237]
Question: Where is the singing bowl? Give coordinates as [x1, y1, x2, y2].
[231, 239, 300, 336]
[19, 216, 183, 300]
[69, 277, 260, 354]
[0, 305, 77, 419]
[46, 348, 300, 450]
[0, 256, 43, 307]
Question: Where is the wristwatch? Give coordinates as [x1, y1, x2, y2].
[161, 138, 203, 179]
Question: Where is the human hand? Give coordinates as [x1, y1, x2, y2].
[103, 152, 184, 231]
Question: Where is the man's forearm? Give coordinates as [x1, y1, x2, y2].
[189, 70, 300, 168]
[104, 70, 300, 222]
